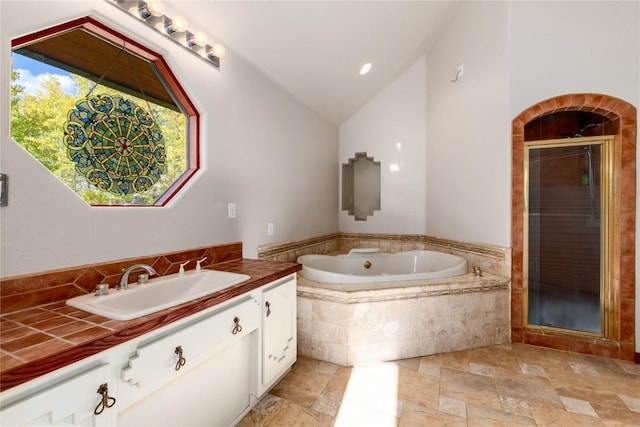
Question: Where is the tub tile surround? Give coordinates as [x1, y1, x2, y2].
[259, 232, 511, 278]
[512, 93, 636, 361]
[0, 243, 301, 391]
[262, 233, 512, 365]
[297, 274, 510, 366]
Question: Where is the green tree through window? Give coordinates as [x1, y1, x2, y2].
[10, 17, 198, 206]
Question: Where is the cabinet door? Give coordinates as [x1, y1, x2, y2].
[0, 363, 115, 427]
[262, 276, 297, 389]
[118, 296, 261, 426]
[118, 332, 257, 427]
[121, 296, 259, 389]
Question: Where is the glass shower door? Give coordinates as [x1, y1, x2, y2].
[526, 141, 603, 334]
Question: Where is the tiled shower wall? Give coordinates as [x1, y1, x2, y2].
[258, 233, 510, 278]
[512, 93, 636, 361]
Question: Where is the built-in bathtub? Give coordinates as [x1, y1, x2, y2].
[297, 249, 468, 288]
[296, 249, 510, 366]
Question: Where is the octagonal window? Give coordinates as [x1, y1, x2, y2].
[10, 17, 199, 206]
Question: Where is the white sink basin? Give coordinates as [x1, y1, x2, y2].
[66, 270, 250, 321]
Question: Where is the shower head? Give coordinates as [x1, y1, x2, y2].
[560, 123, 601, 138]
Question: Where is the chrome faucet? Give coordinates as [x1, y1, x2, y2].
[118, 264, 158, 290]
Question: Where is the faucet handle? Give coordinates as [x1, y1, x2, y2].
[196, 257, 207, 272]
[179, 260, 190, 275]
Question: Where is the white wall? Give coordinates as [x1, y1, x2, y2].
[0, 1, 338, 277]
[425, 1, 511, 247]
[508, 0, 640, 360]
[339, 56, 427, 234]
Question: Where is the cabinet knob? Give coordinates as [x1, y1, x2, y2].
[232, 316, 243, 335]
[266, 301, 272, 317]
[94, 383, 116, 415]
[175, 346, 187, 371]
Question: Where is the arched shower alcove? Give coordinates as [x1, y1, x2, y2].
[511, 94, 636, 360]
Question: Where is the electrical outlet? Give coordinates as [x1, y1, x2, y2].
[267, 223, 274, 236]
[228, 203, 236, 218]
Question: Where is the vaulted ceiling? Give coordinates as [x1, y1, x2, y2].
[163, 1, 458, 125]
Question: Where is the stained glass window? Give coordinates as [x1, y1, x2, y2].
[10, 17, 198, 206]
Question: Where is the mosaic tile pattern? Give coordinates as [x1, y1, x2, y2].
[238, 344, 640, 426]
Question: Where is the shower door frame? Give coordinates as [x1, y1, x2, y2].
[523, 135, 618, 339]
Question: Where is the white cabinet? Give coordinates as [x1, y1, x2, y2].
[117, 295, 261, 427]
[0, 273, 298, 427]
[0, 356, 117, 427]
[261, 275, 297, 393]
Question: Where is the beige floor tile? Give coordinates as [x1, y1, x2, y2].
[397, 367, 440, 410]
[593, 402, 640, 426]
[269, 364, 334, 408]
[560, 395, 599, 418]
[399, 402, 468, 427]
[421, 349, 472, 372]
[530, 405, 606, 426]
[321, 365, 352, 401]
[555, 386, 628, 410]
[618, 394, 640, 412]
[238, 344, 640, 427]
[467, 345, 522, 376]
[440, 368, 502, 411]
[439, 395, 467, 418]
[495, 375, 563, 409]
[499, 395, 533, 419]
[467, 403, 536, 426]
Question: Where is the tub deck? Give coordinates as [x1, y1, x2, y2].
[296, 272, 510, 366]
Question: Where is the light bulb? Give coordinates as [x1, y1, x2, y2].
[208, 44, 226, 58]
[139, 0, 164, 18]
[359, 63, 372, 76]
[166, 15, 187, 33]
[189, 31, 208, 47]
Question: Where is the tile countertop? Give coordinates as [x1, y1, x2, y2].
[0, 259, 301, 392]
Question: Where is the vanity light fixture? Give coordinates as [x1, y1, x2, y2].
[188, 31, 208, 47]
[107, 0, 224, 69]
[359, 62, 372, 76]
[138, 0, 164, 19]
[165, 15, 187, 34]
[207, 44, 226, 59]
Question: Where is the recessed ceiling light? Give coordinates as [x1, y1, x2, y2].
[359, 63, 372, 76]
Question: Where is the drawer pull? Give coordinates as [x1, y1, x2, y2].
[266, 301, 272, 317]
[232, 316, 243, 335]
[175, 346, 187, 371]
[94, 383, 116, 415]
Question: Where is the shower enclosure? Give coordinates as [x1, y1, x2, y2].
[525, 136, 615, 335]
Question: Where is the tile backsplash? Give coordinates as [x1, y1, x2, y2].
[0, 242, 242, 314]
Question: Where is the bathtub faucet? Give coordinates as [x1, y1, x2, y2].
[118, 264, 158, 290]
[472, 266, 483, 277]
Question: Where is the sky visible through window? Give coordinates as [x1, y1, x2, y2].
[11, 51, 189, 206]
[12, 53, 78, 96]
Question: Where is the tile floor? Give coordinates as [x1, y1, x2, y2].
[238, 344, 640, 426]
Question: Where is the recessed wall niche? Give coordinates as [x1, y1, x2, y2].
[342, 152, 381, 221]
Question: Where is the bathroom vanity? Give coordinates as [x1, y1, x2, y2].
[0, 269, 297, 426]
